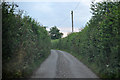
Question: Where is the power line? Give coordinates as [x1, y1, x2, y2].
[73, 1, 80, 11]
[73, 1, 81, 32]
[58, 1, 80, 27]
[58, 16, 68, 27]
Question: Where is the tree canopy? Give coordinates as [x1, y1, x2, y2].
[49, 26, 63, 40]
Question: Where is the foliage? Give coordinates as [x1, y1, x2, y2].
[2, 2, 51, 78]
[52, 1, 120, 78]
[49, 26, 63, 40]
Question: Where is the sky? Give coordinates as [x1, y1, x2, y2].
[6, 0, 103, 37]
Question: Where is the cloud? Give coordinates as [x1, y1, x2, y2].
[3, 0, 85, 2]
[4, 0, 104, 2]
[12, 0, 104, 38]
[80, 0, 91, 7]
[59, 27, 80, 37]
[32, 3, 53, 13]
[46, 26, 80, 37]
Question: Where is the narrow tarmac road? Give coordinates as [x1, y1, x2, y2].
[31, 50, 98, 78]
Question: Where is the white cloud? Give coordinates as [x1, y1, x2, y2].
[32, 3, 53, 13]
[80, 0, 91, 7]
[4, 0, 104, 2]
[3, 0, 84, 2]
[59, 27, 80, 37]
[46, 26, 80, 37]
[74, 11, 92, 22]
[4, 0, 119, 3]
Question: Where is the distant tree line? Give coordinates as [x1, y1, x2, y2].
[2, 2, 51, 78]
[52, 1, 120, 78]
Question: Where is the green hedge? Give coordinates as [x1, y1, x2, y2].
[52, 1, 120, 78]
[2, 2, 51, 78]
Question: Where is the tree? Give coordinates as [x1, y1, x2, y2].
[49, 26, 63, 40]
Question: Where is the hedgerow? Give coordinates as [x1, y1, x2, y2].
[52, 1, 120, 78]
[2, 2, 51, 78]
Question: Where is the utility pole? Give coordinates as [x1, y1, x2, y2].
[71, 11, 74, 32]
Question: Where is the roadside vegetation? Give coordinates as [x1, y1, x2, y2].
[52, 1, 120, 78]
[2, 2, 51, 78]
[49, 26, 63, 40]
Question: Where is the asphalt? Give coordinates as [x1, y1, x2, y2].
[31, 50, 98, 78]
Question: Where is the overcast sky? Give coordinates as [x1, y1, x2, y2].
[11, 0, 103, 37]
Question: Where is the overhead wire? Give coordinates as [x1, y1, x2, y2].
[73, 1, 80, 11]
[72, 1, 81, 32]
[58, 1, 80, 27]
[58, 16, 69, 27]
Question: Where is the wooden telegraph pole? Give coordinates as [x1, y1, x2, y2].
[71, 11, 74, 32]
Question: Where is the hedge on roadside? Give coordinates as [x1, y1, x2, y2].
[2, 2, 51, 78]
[52, 1, 120, 78]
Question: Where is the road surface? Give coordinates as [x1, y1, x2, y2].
[31, 50, 98, 78]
